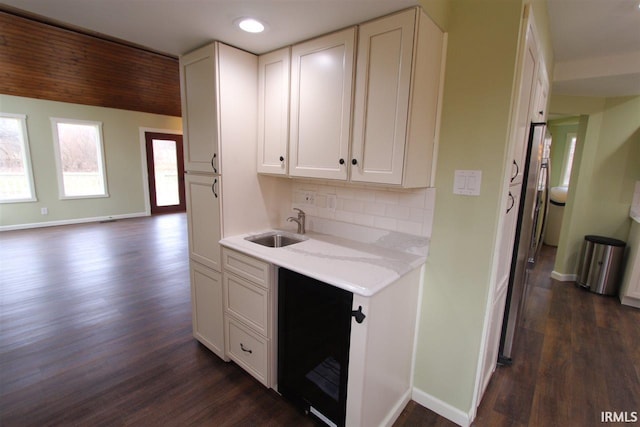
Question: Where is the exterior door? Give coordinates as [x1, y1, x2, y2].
[145, 132, 186, 214]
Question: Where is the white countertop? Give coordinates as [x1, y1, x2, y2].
[219, 219, 428, 297]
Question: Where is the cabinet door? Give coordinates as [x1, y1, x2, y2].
[191, 262, 226, 359]
[533, 62, 549, 122]
[258, 48, 290, 175]
[510, 24, 539, 186]
[185, 173, 222, 272]
[289, 28, 356, 180]
[180, 43, 220, 173]
[351, 9, 415, 185]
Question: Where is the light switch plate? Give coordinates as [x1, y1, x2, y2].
[453, 170, 482, 196]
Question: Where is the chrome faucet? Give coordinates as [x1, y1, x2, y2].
[287, 208, 306, 234]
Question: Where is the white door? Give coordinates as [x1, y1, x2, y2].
[257, 48, 290, 175]
[185, 173, 222, 272]
[289, 28, 356, 180]
[351, 9, 415, 185]
[180, 44, 220, 173]
[191, 262, 225, 359]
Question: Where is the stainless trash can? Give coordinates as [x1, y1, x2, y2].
[576, 235, 626, 295]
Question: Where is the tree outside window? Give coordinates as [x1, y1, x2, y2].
[0, 113, 36, 203]
[51, 118, 109, 199]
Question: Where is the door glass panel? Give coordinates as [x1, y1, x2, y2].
[152, 139, 179, 206]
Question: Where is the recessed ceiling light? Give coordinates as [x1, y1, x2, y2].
[237, 18, 265, 33]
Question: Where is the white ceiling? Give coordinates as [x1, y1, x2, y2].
[2, 0, 640, 98]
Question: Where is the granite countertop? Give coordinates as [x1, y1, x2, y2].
[219, 218, 428, 297]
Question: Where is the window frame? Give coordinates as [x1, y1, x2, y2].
[0, 113, 37, 203]
[560, 132, 577, 187]
[51, 117, 109, 200]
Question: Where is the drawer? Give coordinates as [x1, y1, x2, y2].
[222, 248, 271, 289]
[225, 317, 269, 386]
[224, 273, 269, 337]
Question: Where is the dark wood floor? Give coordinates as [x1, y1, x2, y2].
[1, 214, 638, 426]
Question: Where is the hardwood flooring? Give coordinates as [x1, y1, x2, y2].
[1, 214, 638, 426]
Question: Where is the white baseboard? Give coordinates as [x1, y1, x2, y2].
[381, 389, 412, 427]
[412, 387, 471, 427]
[550, 270, 577, 282]
[0, 212, 149, 232]
[620, 295, 640, 309]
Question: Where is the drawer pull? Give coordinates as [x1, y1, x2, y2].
[240, 343, 253, 354]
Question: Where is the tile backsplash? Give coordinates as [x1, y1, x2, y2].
[290, 180, 436, 237]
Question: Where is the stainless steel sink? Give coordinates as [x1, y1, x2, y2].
[245, 231, 306, 248]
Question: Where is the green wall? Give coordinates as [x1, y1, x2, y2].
[414, 0, 524, 415]
[0, 95, 182, 229]
[553, 95, 640, 276]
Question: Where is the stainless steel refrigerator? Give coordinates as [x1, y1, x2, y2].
[499, 122, 551, 364]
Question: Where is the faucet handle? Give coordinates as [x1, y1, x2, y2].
[293, 208, 305, 216]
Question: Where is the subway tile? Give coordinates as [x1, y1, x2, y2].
[385, 204, 410, 220]
[364, 201, 386, 216]
[343, 199, 365, 213]
[375, 191, 400, 205]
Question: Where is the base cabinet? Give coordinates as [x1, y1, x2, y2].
[190, 262, 226, 360]
[222, 248, 275, 387]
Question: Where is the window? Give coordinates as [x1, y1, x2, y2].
[560, 133, 577, 187]
[0, 113, 36, 203]
[51, 118, 109, 199]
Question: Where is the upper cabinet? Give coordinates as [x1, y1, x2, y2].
[351, 8, 444, 187]
[258, 7, 446, 188]
[180, 44, 220, 174]
[257, 47, 290, 175]
[289, 28, 356, 180]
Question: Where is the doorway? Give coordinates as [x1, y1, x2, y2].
[145, 132, 185, 214]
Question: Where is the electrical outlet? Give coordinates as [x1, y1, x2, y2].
[294, 190, 316, 205]
[41, 207, 48, 215]
[303, 192, 315, 205]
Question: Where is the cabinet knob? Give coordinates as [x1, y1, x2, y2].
[339, 158, 345, 165]
[351, 159, 358, 166]
[279, 156, 284, 162]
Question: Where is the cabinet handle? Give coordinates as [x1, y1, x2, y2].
[511, 160, 519, 182]
[339, 158, 345, 165]
[240, 343, 252, 354]
[279, 156, 284, 162]
[352, 305, 366, 324]
[506, 191, 515, 214]
[211, 153, 218, 174]
[212, 178, 218, 198]
[351, 159, 358, 166]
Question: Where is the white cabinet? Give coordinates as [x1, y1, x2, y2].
[222, 248, 275, 387]
[185, 173, 222, 272]
[510, 21, 540, 186]
[180, 44, 219, 174]
[191, 262, 226, 359]
[289, 28, 356, 180]
[262, 8, 445, 188]
[351, 8, 444, 187]
[181, 42, 268, 361]
[346, 267, 421, 426]
[257, 48, 290, 175]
